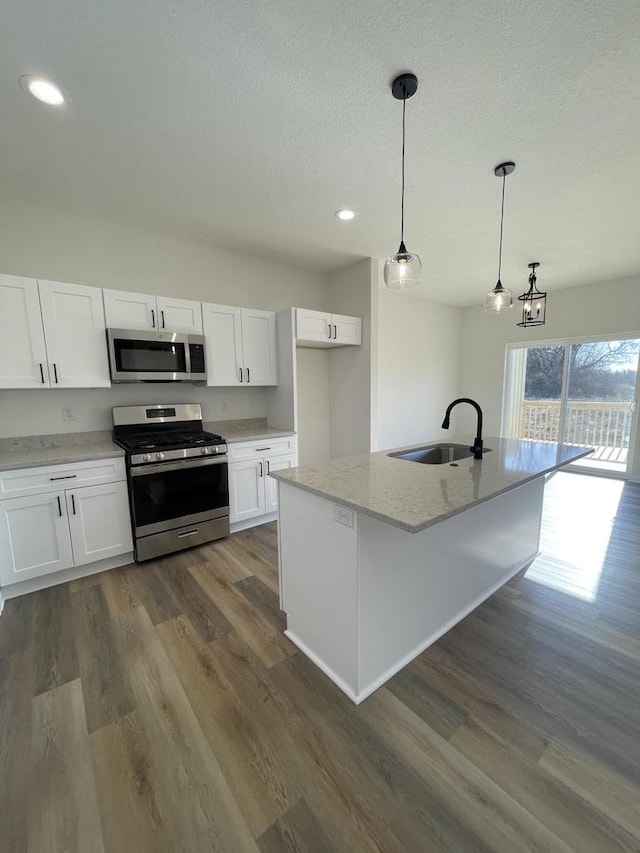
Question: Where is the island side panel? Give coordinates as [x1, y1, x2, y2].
[356, 476, 545, 701]
[278, 482, 360, 700]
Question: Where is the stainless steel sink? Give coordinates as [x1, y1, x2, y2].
[389, 443, 491, 465]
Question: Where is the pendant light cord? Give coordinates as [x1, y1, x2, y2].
[400, 92, 406, 246]
[497, 169, 506, 282]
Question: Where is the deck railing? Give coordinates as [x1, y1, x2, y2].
[519, 400, 633, 449]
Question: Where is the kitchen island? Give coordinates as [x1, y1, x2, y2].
[271, 436, 592, 703]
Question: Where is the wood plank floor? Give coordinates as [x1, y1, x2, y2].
[1, 473, 640, 851]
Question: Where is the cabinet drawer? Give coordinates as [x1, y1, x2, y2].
[0, 457, 126, 499]
[228, 437, 297, 462]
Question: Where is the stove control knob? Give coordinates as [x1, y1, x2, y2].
[201, 446, 209, 455]
[155, 452, 165, 461]
[143, 453, 152, 462]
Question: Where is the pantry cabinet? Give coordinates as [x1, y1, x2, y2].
[103, 289, 203, 334]
[202, 303, 277, 386]
[296, 308, 361, 347]
[0, 275, 111, 389]
[0, 458, 132, 587]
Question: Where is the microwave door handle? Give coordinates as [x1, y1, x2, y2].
[184, 341, 191, 377]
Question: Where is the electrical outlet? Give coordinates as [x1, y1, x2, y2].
[62, 407, 75, 422]
[221, 399, 228, 412]
[334, 505, 354, 528]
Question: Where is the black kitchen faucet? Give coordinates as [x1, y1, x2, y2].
[441, 398, 484, 460]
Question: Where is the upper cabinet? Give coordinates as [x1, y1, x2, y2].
[202, 303, 277, 386]
[0, 275, 110, 389]
[0, 274, 49, 388]
[296, 308, 361, 348]
[103, 289, 203, 334]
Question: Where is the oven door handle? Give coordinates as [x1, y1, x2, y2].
[130, 456, 228, 477]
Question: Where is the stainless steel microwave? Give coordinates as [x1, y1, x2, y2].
[106, 329, 207, 382]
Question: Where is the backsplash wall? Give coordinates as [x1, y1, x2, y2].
[0, 385, 266, 438]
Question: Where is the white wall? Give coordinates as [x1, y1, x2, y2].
[459, 274, 640, 479]
[375, 288, 462, 451]
[0, 199, 329, 439]
[328, 259, 378, 458]
[295, 348, 331, 464]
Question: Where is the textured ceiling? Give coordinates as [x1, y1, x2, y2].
[1, 0, 639, 305]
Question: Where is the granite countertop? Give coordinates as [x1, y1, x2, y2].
[271, 435, 592, 533]
[0, 431, 124, 472]
[204, 418, 296, 443]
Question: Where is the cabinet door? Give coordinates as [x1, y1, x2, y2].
[0, 274, 50, 388]
[67, 482, 133, 567]
[264, 453, 296, 514]
[38, 280, 111, 388]
[202, 303, 243, 386]
[333, 313, 362, 345]
[156, 296, 203, 334]
[296, 308, 332, 344]
[0, 492, 73, 585]
[103, 288, 157, 330]
[229, 460, 266, 523]
[241, 309, 277, 385]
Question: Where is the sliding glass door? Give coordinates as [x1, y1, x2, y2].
[504, 337, 640, 477]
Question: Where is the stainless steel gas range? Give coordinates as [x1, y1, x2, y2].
[112, 403, 229, 561]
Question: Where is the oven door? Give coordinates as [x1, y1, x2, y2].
[107, 328, 195, 382]
[129, 456, 229, 537]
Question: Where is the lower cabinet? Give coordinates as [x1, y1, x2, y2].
[228, 437, 297, 526]
[0, 458, 132, 588]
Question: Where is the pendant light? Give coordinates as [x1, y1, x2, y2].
[484, 161, 515, 312]
[383, 73, 421, 290]
[517, 262, 547, 327]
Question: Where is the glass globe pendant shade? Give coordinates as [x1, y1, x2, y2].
[383, 241, 422, 290]
[484, 280, 513, 313]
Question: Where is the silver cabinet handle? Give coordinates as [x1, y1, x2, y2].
[39, 363, 45, 384]
[56, 495, 62, 517]
[151, 308, 156, 328]
[178, 529, 199, 538]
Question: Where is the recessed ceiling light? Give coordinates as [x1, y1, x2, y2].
[335, 208, 357, 221]
[20, 75, 68, 106]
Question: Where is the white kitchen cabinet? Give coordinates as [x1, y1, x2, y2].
[296, 308, 361, 347]
[0, 458, 132, 588]
[38, 279, 111, 388]
[202, 303, 277, 386]
[66, 481, 133, 566]
[0, 491, 74, 585]
[0, 275, 111, 389]
[264, 454, 296, 513]
[0, 274, 49, 389]
[103, 289, 203, 334]
[228, 437, 297, 526]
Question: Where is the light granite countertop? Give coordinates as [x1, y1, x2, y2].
[204, 418, 296, 443]
[0, 431, 124, 472]
[271, 435, 592, 533]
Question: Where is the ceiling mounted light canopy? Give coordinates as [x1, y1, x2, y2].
[484, 161, 515, 313]
[383, 73, 421, 290]
[517, 262, 547, 327]
[20, 75, 67, 106]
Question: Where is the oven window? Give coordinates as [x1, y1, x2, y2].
[131, 462, 228, 529]
[114, 339, 187, 373]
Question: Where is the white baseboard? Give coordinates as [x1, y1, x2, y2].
[1, 552, 134, 601]
[230, 512, 277, 534]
